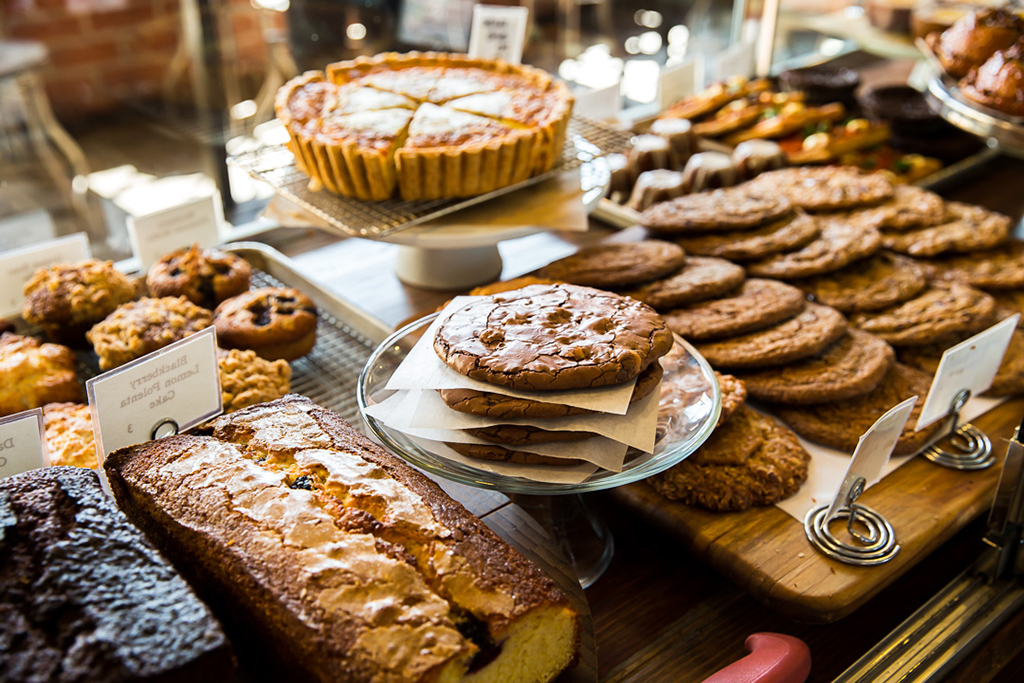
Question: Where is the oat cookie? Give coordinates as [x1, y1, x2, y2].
[639, 187, 794, 234]
[673, 211, 820, 262]
[695, 302, 848, 370]
[446, 441, 584, 466]
[87, 296, 213, 371]
[745, 166, 894, 212]
[716, 372, 747, 426]
[646, 405, 810, 512]
[538, 240, 686, 289]
[664, 279, 806, 342]
[737, 329, 895, 405]
[217, 348, 292, 414]
[920, 241, 1024, 291]
[850, 283, 996, 347]
[439, 361, 664, 419]
[619, 256, 745, 310]
[745, 217, 882, 279]
[882, 202, 1011, 257]
[434, 284, 675, 391]
[850, 184, 945, 231]
[774, 363, 942, 455]
[796, 252, 928, 313]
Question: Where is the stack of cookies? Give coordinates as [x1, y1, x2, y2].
[429, 283, 675, 468]
[647, 371, 811, 512]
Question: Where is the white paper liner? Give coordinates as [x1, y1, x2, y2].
[775, 395, 1006, 520]
[399, 386, 660, 452]
[386, 296, 639, 415]
[408, 435, 600, 484]
[365, 391, 630, 471]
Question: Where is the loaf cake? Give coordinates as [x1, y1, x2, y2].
[104, 395, 580, 683]
[0, 466, 234, 682]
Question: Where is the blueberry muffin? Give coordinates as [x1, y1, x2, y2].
[87, 296, 213, 370]
[213, 287, 317, 361]
[146, 245, 251, 309]
[0, 333, 83, 417]
[22, 260, 138, 347]
[217, 348, 292, 413]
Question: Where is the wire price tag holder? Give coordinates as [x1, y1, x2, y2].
[921, 388, 994, 471]
[803, 397, 917, 566]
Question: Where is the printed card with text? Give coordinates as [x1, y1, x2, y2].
[0, 409, 47, 479]
[127, 194, 222, 270]
[0, 209, 56, 251]
[659, 56, 702, 111]
[87, 327, 222, 460]
[916, 315, 1019, 431]
[468, 4, 529, 65]
[825, 396, 917, 522]
[0, 232, 91, 319]
[575, 81, 621, 121]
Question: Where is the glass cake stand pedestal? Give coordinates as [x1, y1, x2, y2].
[357, 315, 722, 588]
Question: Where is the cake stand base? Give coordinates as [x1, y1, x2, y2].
[510, 493, 615, 589]
[394, 244, 504, 290]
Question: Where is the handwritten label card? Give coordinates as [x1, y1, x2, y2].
[127, 194, 221, 270]
[575, 82, 621, 121]
[0, 233, 91, 319]
[916, 315, 1019, 431]
[0, 409, 46, 479]
[87, 327, 222, 461]
[0, 209, 56, 251]
[825, 396, 918, 522]
[658, 56, 701, 111]
[468, 4, 529, 65]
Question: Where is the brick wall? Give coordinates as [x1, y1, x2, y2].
[1, 0, 286, 121]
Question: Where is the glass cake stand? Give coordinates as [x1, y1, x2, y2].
[357, 314, 722, 587]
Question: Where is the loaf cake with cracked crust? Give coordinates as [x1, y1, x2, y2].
[0, 466, 235, 682]
[104, 395, 580, 683]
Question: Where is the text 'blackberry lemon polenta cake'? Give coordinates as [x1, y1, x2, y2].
[104, 395, 580, 683]
[275, 52, 574, 201]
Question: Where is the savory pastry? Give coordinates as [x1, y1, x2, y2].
[217, 348, 292, 414]
[214, 287, 318, 361]
[663, 279, 807, 342]
[724, 102, 846, 145]
[104, 396, 581, 683]
[961, 38, 1024, 117]
[784, 118, 891, 165]
[22, 259, 138, 346]
[658, 76, 771, 120]
[434, 283, 674, 391]
[538, 241, 686, 289]
[276, 53, 574, 201]
[0, 332, 82, 417]
[1, 467, 234, 682]
[87, 296, 213, 371]
[927, 7, 1024, 78]
[42, 402, 97, 469]
[147, 244, 251, 309]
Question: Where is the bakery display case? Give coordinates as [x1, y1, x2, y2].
[7, 0, 1024, 682]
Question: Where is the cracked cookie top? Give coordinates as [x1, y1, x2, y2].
[433, 283, 674, 391]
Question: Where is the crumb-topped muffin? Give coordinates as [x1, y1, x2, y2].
[42, 402, 97, 469]
[217, 348, 291, 413]
[0, 333, 83, 417]
[87, 297, 213, 371]
[147, 245, 251, 309]
[22, 259, 138, 347]
[214, 287, 318, 361]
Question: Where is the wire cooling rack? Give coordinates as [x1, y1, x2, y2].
[228, 115, 633, 240]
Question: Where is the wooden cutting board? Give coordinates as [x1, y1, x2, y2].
[610, 398, 1024, 624]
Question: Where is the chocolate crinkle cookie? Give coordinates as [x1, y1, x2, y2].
[433, 283, 675, 391]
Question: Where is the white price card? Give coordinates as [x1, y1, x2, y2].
[0, 232, 91, 319]
[825, 396, 918, 523]
[87, 327, 222, 461]
[468, 4, 529, 65]
[127, 194, 222, 271]
[575, 82, 621, 121]
[658, 56, 701, 111]
[0, 209, 56, 251]
[713, 41, 756, 81]
[916, 314, 1019, 431]
[0, 409, 47, 479]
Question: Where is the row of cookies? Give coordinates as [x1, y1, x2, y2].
[431, 282, 676, 466]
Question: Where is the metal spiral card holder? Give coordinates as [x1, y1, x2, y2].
[802, 475, 901, 565]
[804, 474, 901, 566]
[922, 389, 994, 471]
